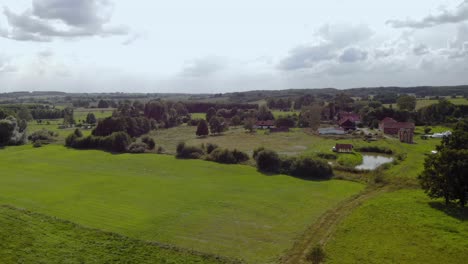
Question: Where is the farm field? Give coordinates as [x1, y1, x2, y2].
[73, 107, 115, 122]
[0, 145, 364, 263]
[0, 205, 229, 264]
[415, 97, 468, 109]
[325, 189, 468, 264]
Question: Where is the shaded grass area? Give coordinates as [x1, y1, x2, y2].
[325, 190, 468, 264]
[0, 145, 364, 263]
[0, 205, 234, 264]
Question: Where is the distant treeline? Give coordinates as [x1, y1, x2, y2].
[183, 102, 258, 113]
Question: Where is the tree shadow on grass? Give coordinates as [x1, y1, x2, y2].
[429, 201, 468, 221]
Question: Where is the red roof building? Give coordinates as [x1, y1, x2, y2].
[255, 120, 275, 129]
[338, 118, 356, 130]
[339, 111, 361, 123]
[379, 118, 415, 135]
[333, 143, 354, 153]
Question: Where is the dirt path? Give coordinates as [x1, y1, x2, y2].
[279, 186, 389, 264]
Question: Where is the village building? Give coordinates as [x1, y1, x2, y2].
[338, 111, 361, 124]
[338, 118, 356, 130]
[333, 143, 354, 153]
[318, 127, 345, 135]
[379, 117, 415, 135]
[255, 120, 275, 129]
[399, 128, 414, 143]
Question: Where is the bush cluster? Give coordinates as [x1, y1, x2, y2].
[208, 148, 249, 164]
[355, 146, 393, 154]
[66, 129, 131, 153]
[253, 147, 333, 179]
[176, 142, 205, 159]
[28, 129, 58, 144]
[176, 142, 249, 164]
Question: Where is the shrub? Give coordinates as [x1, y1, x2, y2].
[127, 142, 148, 153]
[205, 143, 219, 154]
[28, 129, 58, 144]
[355, 146, 393, 154]
[252, 147, 265, 160]
[157, 146, 164, 154]
[65, 131, 131, 153]
[33, 142, 42, 148]
[141, 136, 156, 150]
[289, 157, 333, 179]
[176, 142, 205, 159]
[209, 148, 249, 164]
[188, 118, 201, 126]
[306, 245, 326, 264]
[255, 149, 281, 173]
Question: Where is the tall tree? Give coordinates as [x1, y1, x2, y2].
[397, 95, 417, 111]
[419, 119, 468, 207]
[86, 113, 97, 124]
[196, 119, 209, 137]
[299, 105, 322, 130]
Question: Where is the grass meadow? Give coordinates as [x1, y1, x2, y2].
[0, 205, 231, 264]
[325, 190, 468, 264]
[0, 145, 364, 263]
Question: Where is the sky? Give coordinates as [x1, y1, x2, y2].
[0, 0, 468, 93]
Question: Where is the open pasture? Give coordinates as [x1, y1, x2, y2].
[0, 145, 364, 263]
[325, 190, 468, 264]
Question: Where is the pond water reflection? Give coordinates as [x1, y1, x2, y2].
[355, 155, 394, 170]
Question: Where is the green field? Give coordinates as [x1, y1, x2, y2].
[0, 145, 364, 263]
[383, 97, 468, 110]
[0, 205, 230, 264]
[415, 97, 468, 109]
[74, 108, 115, 122]
[325, 190, 468, 264]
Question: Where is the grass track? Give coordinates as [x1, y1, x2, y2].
[324, 190, 468, 264]
[0, 145, 364, 263]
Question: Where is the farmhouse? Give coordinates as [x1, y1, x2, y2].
[318, 127, 345, 135]
[255, 120, 275, 129]
[338, 111, 361, 123]
[333, 143, 354, 153]
[399, 128, 414, 144]
[338, 118, 356, 130]
[379, 117, 415, 135]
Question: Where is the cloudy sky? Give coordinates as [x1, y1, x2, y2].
[1, 0, 468, 93]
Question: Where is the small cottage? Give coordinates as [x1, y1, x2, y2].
[333, 144, 354, 153]
[255, 120, 275, 129]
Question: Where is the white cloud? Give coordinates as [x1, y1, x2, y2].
[0, 0, 128, 42]
[387, 0, 468, 28]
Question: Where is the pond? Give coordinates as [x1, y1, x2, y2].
[355, 155, 394, 170]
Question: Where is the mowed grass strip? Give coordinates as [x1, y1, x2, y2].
[0, 205, 235, 264]
[0, 145, 363, 263]
[325, 190, 468, 264]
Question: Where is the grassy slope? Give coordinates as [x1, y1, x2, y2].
[0, 205, 231, 264]
[0, 145, 363, 263]
[325, 190, 468, 264]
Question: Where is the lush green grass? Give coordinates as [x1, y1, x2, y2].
[272, 110, 298, 119]
[415, 97, 468, 110]
[0, 205, 231, 264]
[325, 190, 468, 264]
[0, 145, 364, 263]
[336, 152, 363, 167]
[190, 113, 206, 120]
[74, 108, 114, 122]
